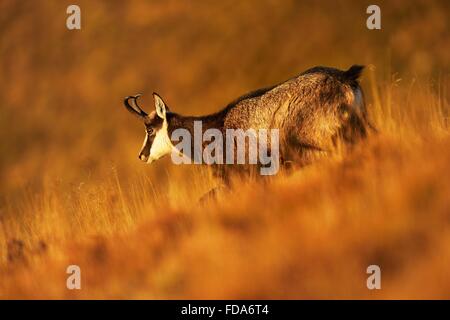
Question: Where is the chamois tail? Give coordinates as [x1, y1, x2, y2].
[343, 65, 365, 82]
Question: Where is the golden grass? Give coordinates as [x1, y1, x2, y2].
[0, 0, 449, 299]
[1, 67, 449, 299]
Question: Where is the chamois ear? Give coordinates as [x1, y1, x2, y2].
[153, 92, 169, 119]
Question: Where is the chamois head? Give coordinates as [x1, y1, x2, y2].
[123, 93, 174, 163]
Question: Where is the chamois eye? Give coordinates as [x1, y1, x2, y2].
[147, 128, 154, 135]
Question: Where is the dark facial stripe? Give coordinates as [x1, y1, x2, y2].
[140, 134, 154, 158]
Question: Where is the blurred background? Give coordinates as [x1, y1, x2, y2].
[1, 0, 449, 198]
[0, 0, 449, 298]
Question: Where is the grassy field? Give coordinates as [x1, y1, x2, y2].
[0, 0, 449, 299]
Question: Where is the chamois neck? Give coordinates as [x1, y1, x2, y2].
[167, 109, 227, 136]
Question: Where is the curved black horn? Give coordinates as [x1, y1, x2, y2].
[123, 94, 148, 118]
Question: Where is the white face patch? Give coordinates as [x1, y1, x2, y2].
[147, 119, 174, 163]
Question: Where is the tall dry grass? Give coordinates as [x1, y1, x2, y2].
[0, 0, 449, 298]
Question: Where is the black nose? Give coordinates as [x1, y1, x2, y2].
[139, 153, 148, 162]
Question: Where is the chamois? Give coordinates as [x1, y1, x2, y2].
[123, 65, 371, 182]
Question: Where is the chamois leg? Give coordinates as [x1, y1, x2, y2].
[198, 184, 229, 204]
[198, 167, 231, 204]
